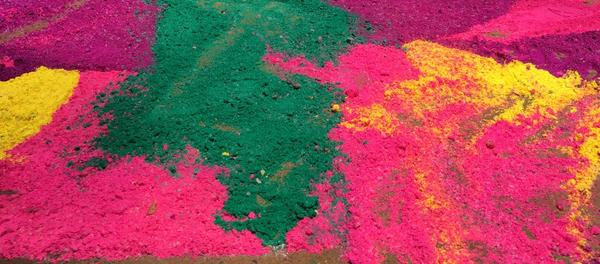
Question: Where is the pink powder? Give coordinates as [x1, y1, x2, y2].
[455, 114, 581, 262]
[0, 71, 266, 261]
[267, 44, 585, 262]
[448, 0, 600, 43]
[286, 171, 347, 253]
[264, 44, 419, 108]
[267, 45, 432, 262]
[1, 42, 593, 262]
[0, 56, 14, 68]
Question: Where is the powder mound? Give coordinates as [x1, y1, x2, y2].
[0, 67, 79, 159]
[96, 0, 355, 246]
[270, 41, 600, 263]
[0, 71, 266, 261]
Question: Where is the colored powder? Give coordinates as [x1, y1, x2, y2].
[285, 171, 349, 253]
[447, 0, 600, 43]
[329, 0, 515, 44]
[0, 0, 157, 81]
[0, 71, 267, 261]
[330, 0, 600, 80]
[368, 42, 597, 262]
[574, 105, 600, 199]
[266, 41, 600, 262]
[561, 98, 600, 261]
[441, 31, 600, 80]
[96, 0, 355, 246]
[3, 0, 600, 262]
[340, 104, 399, 135]
[0, 0, 72, 32]
[388, 40, 588, 124]
[0, 66, 79, 159]
[265, 44, 419, 254]
[587, 176, 600, 261]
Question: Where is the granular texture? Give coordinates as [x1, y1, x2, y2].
[0, 0, 157, 81]
[267, 41, 600, 263]
[332, 0, 600, 78]
[446, 0, 600, 42]
[96, 0, 354, 246]
[1, 0, 600, 263]
[442, 31, 600, 80]
[0, 67, 79, 158]
[330, 0, 515, 43]
[0, 71, 267, 261]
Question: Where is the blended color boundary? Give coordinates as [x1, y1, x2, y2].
[0, 0, 599, 262]
[95, 0, 356, 246]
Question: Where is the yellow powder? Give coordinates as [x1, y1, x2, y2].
[341, 103, 398, 134]
[0, 67, 79, 159]
[385, 40, 591, 125]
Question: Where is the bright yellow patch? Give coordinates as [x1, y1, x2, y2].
[385, 41, 592, 125]
[575, 104, 600, 194]
[330, 103, 341, 112]
[0, 67, 79, 159]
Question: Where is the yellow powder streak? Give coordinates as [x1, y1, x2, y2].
[386, 41, 587, 125]
[340, 40, 600, 261]
[564, 98, 600, 261]
[0, 67, 80, 159]
[413, 167, 470, 263]
[340, 104, 398, 135]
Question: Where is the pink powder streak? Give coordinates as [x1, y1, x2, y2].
[448, 0, 600, 43]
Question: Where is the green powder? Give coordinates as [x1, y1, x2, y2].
[96, 0, 355, 245]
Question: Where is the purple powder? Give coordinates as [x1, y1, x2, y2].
[0, 0, 157, 81]
[330, 0, 516, 44]
[441, 31, 600, 79]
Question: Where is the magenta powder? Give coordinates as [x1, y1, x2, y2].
[329, 0, 515, 44]
[441, 31, 600, 79]
[0, 0, 157, 81]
